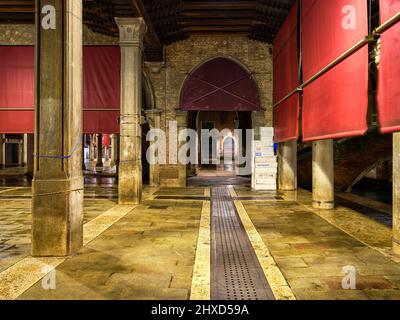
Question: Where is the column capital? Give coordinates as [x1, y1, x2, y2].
[115, 17, 147, 47]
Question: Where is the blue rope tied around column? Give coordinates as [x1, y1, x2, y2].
[33, 140, 81, 159]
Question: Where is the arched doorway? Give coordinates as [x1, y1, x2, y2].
[180, 57, 260, 181]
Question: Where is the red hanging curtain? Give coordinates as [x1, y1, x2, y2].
[83, 46, 120, 134]
[0, 46, 35, 133]
[179, 57, 261, 112]
[0, 46, 121, 134]
[301, 0, 369, 141]
[377, 0, 400, 134]
[273, 0, 299, 143]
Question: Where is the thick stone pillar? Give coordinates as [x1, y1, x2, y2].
[32, 0, 83, 256]
[115, 18, 147, 205]
[96, 133, 103, 168]
[0, 134, 5, 169]
[110, 134, 118, 168]
[312, 139, 334, 210]
[393, 133, 400, 255]
[278, 140, 297, 191]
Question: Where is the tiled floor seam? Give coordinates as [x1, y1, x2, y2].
[295, 200, 400, 264]
[0, 187, 19, 194]
[228, 187, 296, 300]
[0, 188, 159, 300]
[190, 200, 211, 300]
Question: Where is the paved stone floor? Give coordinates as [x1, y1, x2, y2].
[236, 187, 400, 300]
[1, 167, 400, 300]
[0, 186, 116, 273]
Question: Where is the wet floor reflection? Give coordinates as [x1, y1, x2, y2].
[0, 168, 119, 199]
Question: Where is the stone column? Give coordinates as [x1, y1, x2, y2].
[82, 135, 86, 170]
[145, 110, 162, 186]
[96, 133, 103, 168]
[26, 134, 34, 175]
[18, 141, 23, 167]
[393, 133, 400, 255]
[23, 134, 28, 167]
[32, 0, 83, 256]
[110, 134, 118, 168]
[312, 139, 334, 210]
[176, 111, 188, 187]
[0, 134, 5, 169]
[89, 134, 95, 161]
[116, 134, 121, 176]
[278, 140, 297, 191]
[115, 18, 147, 205]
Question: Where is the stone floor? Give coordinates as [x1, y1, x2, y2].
[237, 187, 400, 300]
[1, 167, 400, 300]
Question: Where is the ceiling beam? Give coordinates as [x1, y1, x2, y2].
[128, 0, 162, 49]
[182, 1, 257, 11]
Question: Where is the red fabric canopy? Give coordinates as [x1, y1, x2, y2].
[0, 46, 35, 133]
[180, 57, 261, 112]
[0, 46, 121, 134]
[83, 46, 120, 134]
[380, 0, 400, 23]
[377, 0, 400, 134]
[273, 0, 299, 143]
[301, 0, 369, 141]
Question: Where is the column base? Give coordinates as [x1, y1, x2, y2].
[118, 162, 142, 205]
[32, 176, 84, 257]
[312, 200, 334, 210]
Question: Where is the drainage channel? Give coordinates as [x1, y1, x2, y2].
[211, 186, 275, 300]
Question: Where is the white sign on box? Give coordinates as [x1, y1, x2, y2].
[254, 168, 278, 174]
[254, 155, 278, 163]
[254, 150, 275, 157]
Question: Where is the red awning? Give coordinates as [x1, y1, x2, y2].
[301, 0, 369, 141]
[179, 57, 261, 112]
[0, 46, 35, 133]
[0, 46, 121, 134]
[274, 95, 300, 143]
[377, 0, 400, 134]
[83, 46, 120, 134]
[273, 0, 299, 143]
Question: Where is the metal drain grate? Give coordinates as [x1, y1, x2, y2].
[211, 187, 275, 300]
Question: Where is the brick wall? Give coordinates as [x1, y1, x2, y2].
[144, 34, 273, 186]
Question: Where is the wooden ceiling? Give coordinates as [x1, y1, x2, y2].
[0, 0, 295, 60]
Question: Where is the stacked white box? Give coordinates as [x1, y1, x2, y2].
[252, 127, 277, 190]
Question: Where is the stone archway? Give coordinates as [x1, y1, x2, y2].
[179, 57, 260, 181]
[179, 57, 261, 112]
